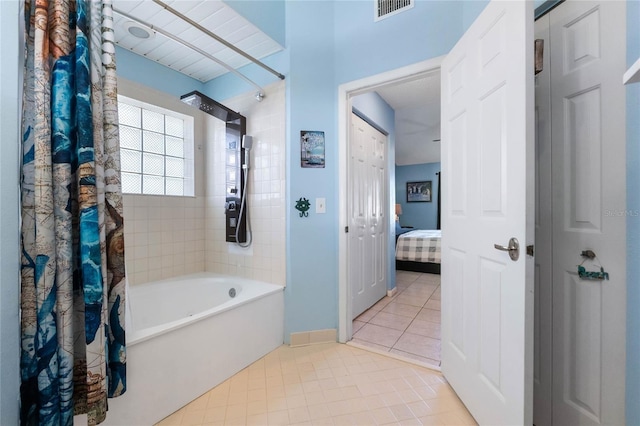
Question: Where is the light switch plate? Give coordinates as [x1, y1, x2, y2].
[316, 197, 326, 214]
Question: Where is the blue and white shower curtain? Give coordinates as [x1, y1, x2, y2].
[20, 1, 126, 424]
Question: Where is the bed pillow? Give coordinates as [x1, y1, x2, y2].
[395, 222, 411, 236]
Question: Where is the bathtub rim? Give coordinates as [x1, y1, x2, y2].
[126, 272, 284, 346]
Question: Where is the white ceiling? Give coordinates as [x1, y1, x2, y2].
[375, 71, 441, 166]
[111, 0, 284, 83]
[111, 1, 438, 165]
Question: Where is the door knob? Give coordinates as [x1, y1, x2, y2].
[494, 237, 520, 261]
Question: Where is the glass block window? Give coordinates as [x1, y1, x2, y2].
[117, 95, 194, 196]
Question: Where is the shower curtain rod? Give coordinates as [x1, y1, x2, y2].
[112, 8, 267, 97]
[152, 0, 285, 81]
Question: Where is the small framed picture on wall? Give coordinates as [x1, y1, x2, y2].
[300, 130, 325, 168]
[406, 180, 432, 202]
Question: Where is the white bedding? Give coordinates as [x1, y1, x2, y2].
[395, 229, 441, 264]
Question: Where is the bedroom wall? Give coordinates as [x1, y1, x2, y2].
[396, 162, 441, 230]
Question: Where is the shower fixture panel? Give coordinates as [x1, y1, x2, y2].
[181, 91, 247, 243]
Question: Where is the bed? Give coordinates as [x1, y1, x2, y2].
[395, 228, 441, 274]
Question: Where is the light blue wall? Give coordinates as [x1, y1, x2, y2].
[115, 46, 205, 98]
[333, 1, 465, 85]
[224, 0, 286, 47]
[0, 1, 21, 423]
[396, 163, 441, 230]
[284, 1, 337, 340]
[351, 92, 396, 291]
[626, 1, 640, 423]
[279, 1, 472, 341]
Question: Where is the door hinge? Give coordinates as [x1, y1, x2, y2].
[535, 39, 544, 75]
[345, 226, 349, 233]
[527, 245, 534, 257]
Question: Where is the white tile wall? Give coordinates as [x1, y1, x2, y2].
[204, 81, 286, 285]
[123, 195, 206, 285]
[119, 77, 286, 287]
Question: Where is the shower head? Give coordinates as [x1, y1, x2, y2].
[242, 135, 254, 151]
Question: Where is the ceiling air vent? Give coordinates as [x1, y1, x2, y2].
[375, 0, 414, 21]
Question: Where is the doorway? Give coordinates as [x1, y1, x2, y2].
[338, 57, 445, 367]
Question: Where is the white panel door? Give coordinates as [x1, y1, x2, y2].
[533, 12, 554, 426]
[550, 1, 626, 425]
[440, 1, 534, 425]
[349, 113, 388, 319]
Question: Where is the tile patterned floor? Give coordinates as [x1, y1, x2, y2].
[156, 342, 475, 426]
[352, 271, 441, 368]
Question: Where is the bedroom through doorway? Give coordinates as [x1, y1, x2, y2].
[346, 68, 443, 368]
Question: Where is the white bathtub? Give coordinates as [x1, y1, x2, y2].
[102, 272, 284, 426]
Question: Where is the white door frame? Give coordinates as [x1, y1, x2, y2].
[337, 56, 445, 343]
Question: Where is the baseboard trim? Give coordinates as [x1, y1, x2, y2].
[290, 329, 337, 347]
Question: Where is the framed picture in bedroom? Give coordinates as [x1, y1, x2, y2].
[406, 180, 432, 202]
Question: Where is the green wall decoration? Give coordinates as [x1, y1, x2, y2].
[295, 197, 311, 217]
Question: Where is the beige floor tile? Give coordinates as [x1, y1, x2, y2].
[246, 399, 268, 415]
[185, 393, 210, 411]
[430, 288, 441, 301]
[396, 388, 422, 404]
[394, 293, 429, 307]
[403, 285, 437, 298]
[246, 412, 269, 425]
[247, 388, 267, 402]
[287, 394, 308, 409]
[425, 299, 441, 311]
[331, 413, 356, 426]
[416, 308, 441, 324]
[350, 410, 377, 425]
[285, 383, 305, 396]
[307, 402, 331, 420]
[267, 385, 286, 399]
[381, 301, 422, 318]
[267, 396, 288, 412]
[267, 409, 290, 425]
[202, 406, 226, 423]
[288, 406, 311, 423]
[352, 319, 366, 333]
[179, 409, 205, 426]
[369, 311, 414, 331]
[224, 403, 247, 420]
[405, 318, 441, 340]
[227, 391, 248, 406]
[393, 333, 441, 360]
[373, 295, 396, 310]
[388, 403, 416, 421]
[160, 341, 475, 426]
[370, 406, 397, 424]
[304, 390, 326, 405]
[353, 323, 403, 347]
[379, 390, 404, 407]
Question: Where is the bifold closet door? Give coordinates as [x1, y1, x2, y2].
[549, 1, 627, 425]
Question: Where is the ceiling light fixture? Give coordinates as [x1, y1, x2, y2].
[124, 21, 154, 40]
